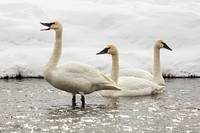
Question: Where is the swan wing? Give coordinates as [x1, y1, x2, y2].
[119, 68, 153, 81]
[100, 72, 117, 85]
[101, 77, 164, 97]
[55, 62, 120, 94]
[116, 77, 164, 96]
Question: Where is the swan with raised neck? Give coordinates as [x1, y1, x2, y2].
[43, 21, 62, 70]
[96, 44, 119, 83]
[119, 40, 172, 86]
[97, 44, 164, 97]
[153, 40, 172, 85]
[40, 21, 121, 107]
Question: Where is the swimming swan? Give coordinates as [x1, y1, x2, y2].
[119, 40, 172, 86]
[40, 21, 121, 107]
[96, 45, 164, 97]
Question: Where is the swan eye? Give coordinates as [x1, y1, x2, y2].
[161, 42, 166, 45]
[103, 47, 110, 53]
[50, 22, 55, 26]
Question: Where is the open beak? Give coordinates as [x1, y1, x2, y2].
[96, 48, 110, 55]
[40, 22, 54, 31]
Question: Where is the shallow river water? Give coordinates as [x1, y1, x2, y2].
[0, 78, 200, 133]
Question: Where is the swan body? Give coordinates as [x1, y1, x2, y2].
[101, 77, 164, 97]
[119, 68, 153, 81]
[97, 45, 164, 97]
[44, 62, 119, 95]
[41, 21, 120, 106]
[119, 40, 172, 86]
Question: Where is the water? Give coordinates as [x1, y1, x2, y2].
[0, 78, 200, 133]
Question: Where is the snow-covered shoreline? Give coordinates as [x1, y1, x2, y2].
[0, 0, 200, 78]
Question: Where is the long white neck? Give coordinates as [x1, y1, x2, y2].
[152, 47, 165, 85]
[46, 29, 63, 69]
[110, 52, 119, 84]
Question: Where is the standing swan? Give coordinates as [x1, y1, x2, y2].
[40, 21, 121, 107]
[119, 40, 172, 86]
[97, 45, 164, 97]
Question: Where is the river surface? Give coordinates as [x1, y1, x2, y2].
[0, 78, 200, 133]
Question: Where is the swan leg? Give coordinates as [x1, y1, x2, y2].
[81, 95, 85, 107]
[79, 92, 85, 107]
[72, 94, 76, 106]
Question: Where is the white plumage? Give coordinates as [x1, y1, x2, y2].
[41, 21, 120, 106]
[101, 76, 164, 97]
[44, 62, 119, 95]
[119, 68, 153, 82]
[119, 40, 172, 86]
[97, 44, 164, 97]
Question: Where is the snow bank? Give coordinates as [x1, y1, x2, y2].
[0, 0, 200, 78]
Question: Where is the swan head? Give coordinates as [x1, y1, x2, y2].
[155, 40, 172, 51]
[96, 44, 118, 55]
[40, 21, 62, 31]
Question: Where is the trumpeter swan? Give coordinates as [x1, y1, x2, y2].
[40, 21, 121, 107]
[119, 40, 172, 86]
[96, 45, 164, 97]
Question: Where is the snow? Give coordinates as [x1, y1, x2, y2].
[0, 0, 199, 78]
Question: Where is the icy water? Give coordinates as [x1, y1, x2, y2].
[0, 79, 200, 133]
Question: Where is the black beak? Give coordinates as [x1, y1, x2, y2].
[162, 42, 172, 51]
[96, 48, 110, 55]
[40, 22, 54, 31]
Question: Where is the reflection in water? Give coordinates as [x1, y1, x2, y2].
[46, 99, 121, 132]
[0, 78, 200, 132]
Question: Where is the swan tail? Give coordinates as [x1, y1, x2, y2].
[98, 71, 121, 90]
[100, 72, 117, 85]
[104, 84, 121, 91]
[95, 83, 121, 91]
